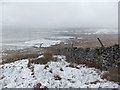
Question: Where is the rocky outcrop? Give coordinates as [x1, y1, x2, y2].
[53, 44, 120, 70]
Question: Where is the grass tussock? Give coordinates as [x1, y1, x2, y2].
[30, 52, 53, 64]
[85, 80, 101, 85]
[34, 83, 42, 88]
[66, 58, 104, 70]
[49, 69, 53, 73]
[85, 61, 104, 70]
[66, 63, 81, 69]
[54, 75, 62, 80]
[44, 65, 49, 69]
[100, 67, 120, 83]
[60, 68, 64, 71]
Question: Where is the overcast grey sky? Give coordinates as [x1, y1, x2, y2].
[1, 2, 118, 30]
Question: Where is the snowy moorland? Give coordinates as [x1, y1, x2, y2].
[0, 55, 119, 89]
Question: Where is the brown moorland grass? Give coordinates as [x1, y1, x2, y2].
[30, 52, 53, 64]
[54, 75, 62, 80]
[85, 80, 101, 85]
[51, 38, 118, 48]
[102, 67, 120, 83]
[2, 51, 40, 64]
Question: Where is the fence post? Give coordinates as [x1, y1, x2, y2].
[97, 38, 104, 47]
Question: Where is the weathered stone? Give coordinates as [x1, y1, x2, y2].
[53, 44, 120, 70]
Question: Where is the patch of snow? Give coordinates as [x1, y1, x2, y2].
[84, 33, 92, 35]
[0, 58, 119, 89]
[2, 39, 61, 51]
[49, 36, 82, 41]
[26, 39, 61, 48]
[93, 29, 118, 34]
[53, 55, 66, 61]
[83, 29, 118, 35]
[38, 55, 44, 58]
[49, 36, 75, 40]
[64, 43, 68, 44]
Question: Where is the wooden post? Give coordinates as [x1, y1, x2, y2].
[97, 38, 104, 47]
[71, 42, 73, 48]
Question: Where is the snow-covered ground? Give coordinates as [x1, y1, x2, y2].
[2, 39, 61, 51]
[83, 29, 118, 35]
[93, 29, 118, 34]
[25, 39, 61, 48]
[0, 55, 119, 89]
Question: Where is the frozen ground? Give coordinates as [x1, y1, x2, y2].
[0, 55, 119, 89]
